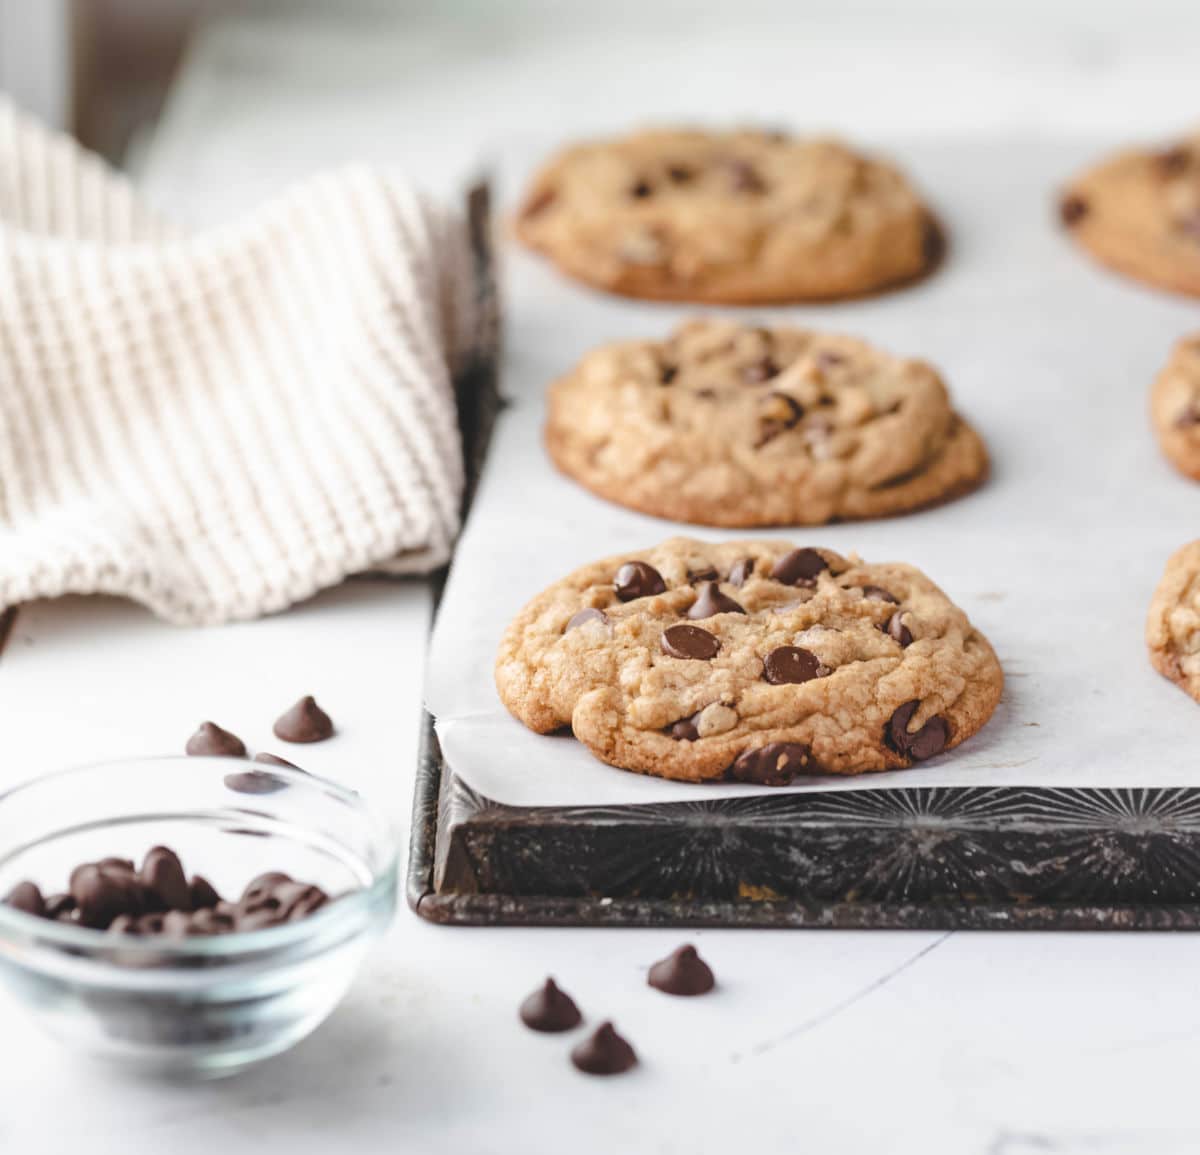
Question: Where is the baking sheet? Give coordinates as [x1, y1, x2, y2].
[425, 135, 1200, 808]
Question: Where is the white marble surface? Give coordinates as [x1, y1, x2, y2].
[5, 2, 1200, 1151]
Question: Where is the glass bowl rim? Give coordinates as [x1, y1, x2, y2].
[0, 754, 399, 959]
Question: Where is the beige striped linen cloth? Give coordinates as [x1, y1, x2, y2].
[0, 98, 477, 625]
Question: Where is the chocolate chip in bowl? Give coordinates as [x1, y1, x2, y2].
[0, 756, 396, 1078]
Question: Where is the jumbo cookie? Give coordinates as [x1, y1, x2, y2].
[515, 128, 939, 303]
[544, 318, 987, 527]
[1060, 131, 1200, 297]
[495, 538, 1003, 784]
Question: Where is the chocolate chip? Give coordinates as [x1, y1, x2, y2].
[71, 863, 147, 929]
[240, 871, 292, 910]
[185, 721, 247, 758]
[44, 893, 75, 920]
[668, 713, 701, 741]
[273, 695, 334, 743]
[614, 561, 666, 601]
[1060, 194, 1088, 227]
[661, 624, 720, 661]
[728, 558, 754, 586]
[630, 179, 653, 198]
[741, 356, 779, 385]
[565, 607, 607, 632]
[886, 700, 950, 761]
[763, 646, 825, 684]
[141, 846, 191, 912]
[254, 752, 303, 770]
[4, 881, 44, 917]
[756, 392, 805, 446]
[1155, 146, 1191, 177]
[519, 978, 582, 1032]
[687, 582, 745, 620]
[224, 768, 287, 795]
[725, 159, 766, 194]
[771, 548, 829, 586]
[189, 875, 222, 910]
[1175, 404, 1200, 429]
[571, 1022, 637, 1076]
[885, 612, 913, 647]
[667, 164, 694, 183]
[660, 363, 678, 385]
[861, 585, 899, 604]
[687, 565, 719, 583]
[728, 742, 815, 785]
[648, 944, 715, 996]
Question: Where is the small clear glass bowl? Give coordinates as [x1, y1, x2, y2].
[0, 756, 397, 1079]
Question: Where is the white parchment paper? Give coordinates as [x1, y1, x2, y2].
[425, 136, 1200, 808]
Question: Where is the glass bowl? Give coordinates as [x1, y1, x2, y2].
[0, 756, 397, 1079]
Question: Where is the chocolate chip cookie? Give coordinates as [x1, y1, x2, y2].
[1147, 540, 1200, 703]
[515, 129, 939, 303]
[1151, 335, 1200, 479]
[495, 538, 1003, 784]
[1060, 132, 1200, 297]
[545, 319, 987, 527]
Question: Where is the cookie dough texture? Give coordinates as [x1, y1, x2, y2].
[495, 537, 1003, 784]
[545, 319, 987, 527]
[515, 129, 938, 303]
[1151, 335, 1200, 480]
[1147, 540, 1200, 703]
[1060, 132, 1200, 297]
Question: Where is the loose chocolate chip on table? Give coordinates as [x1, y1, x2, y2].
[189, 875, 222, 910]
[225, 768, 289, 795]
[885, 612, 914, 647]
[861, 584, 899, 604]
[613, 561, 666, 601]
[763, 646, 825, 685]
[728, 558, 754, 586]
[141, 846, 191, 912]
[1059, 194, 1089, 227]
[661, 624, 720, 661]
[728, 742, 815, 786]
[886, 700, 950, 761]
[571, 1022, 638, 1076]
[741, 356, 779, 384]
[565, 607, 608, 633]
[186, 721, 247, 758]
[687, 582, 745, 620]
[668, 713, 701, 741]
[4, 881, 45, 917]
[648, 944, 716, 996]
[519, 978, 583, 1032]
[273, 695, 335, 743]
[771, 548, 829, 586]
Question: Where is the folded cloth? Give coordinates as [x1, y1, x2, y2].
[0, 98, 477, 625]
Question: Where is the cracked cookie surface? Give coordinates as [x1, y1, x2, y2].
[515, 128, 938, 303]
[1147, 540, 1200, 703]
[1060, 132, 1200, 297]
[495, 537, 1003, 784]
[1151, 335, 1200, 480]
[545, 319, 987, 527]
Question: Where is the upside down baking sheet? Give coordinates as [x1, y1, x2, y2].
[424, 136, 1200, 808]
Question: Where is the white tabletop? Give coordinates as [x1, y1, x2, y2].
[5, 2, 1200, 1151]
